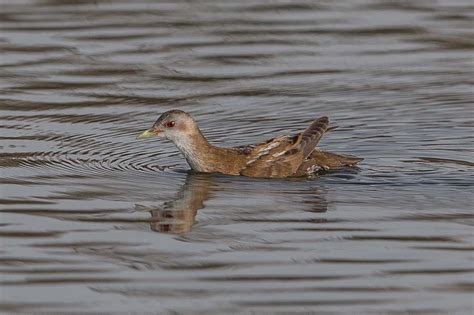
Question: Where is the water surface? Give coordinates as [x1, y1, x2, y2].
[0, 0, 473, 313]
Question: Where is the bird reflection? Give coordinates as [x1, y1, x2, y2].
[146, 172, 330, 235]
[149, 173, 214, 234]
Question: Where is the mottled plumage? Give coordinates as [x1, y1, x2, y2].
[137, 110, 362, 178]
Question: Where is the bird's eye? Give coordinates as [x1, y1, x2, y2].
[166, 121, 175, 128]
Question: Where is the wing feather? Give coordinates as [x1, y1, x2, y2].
[238, 134, 303, 178]
[236, 116, 330, 178]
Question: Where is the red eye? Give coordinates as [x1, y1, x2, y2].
[166, 121, 175, 128]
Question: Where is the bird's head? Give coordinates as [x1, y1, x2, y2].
[136, 110, 199, 143]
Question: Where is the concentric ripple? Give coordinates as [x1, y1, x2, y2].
[0, 109, 175, 180]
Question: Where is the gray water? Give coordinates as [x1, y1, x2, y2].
[1, 0, 473, 314]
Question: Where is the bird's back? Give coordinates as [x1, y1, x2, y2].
[236, 116, 335, 178]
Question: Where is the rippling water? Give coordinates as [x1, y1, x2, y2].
[1, 0, 473, 313]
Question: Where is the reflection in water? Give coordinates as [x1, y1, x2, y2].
[148, 174, 214, 234]
[146, 173, 329, 234]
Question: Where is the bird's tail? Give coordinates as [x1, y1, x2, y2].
[310, 150, 363, 169]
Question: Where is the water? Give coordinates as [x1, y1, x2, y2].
[1, 0, 473, 313]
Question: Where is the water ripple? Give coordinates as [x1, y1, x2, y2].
[0, 0, 473, 313]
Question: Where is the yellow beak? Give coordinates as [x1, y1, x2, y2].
[136, 128, 160, 140]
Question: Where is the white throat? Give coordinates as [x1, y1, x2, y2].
[171, 136, 207, 172]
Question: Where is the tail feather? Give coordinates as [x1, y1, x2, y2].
[300, 116, 329, 158]
[309, 150, 363, 169]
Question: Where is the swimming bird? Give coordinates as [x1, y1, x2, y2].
[137, 110, 362, 178]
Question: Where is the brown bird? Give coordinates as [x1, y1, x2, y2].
[137, 110, 362, 178]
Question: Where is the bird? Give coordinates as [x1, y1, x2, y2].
[137, 110, 362, 178]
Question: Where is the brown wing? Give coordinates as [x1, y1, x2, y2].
[238, 134, 303, 178]
[238, 116, 330, 178]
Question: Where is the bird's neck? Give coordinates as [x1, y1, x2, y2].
[172, 129, 217, 172]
